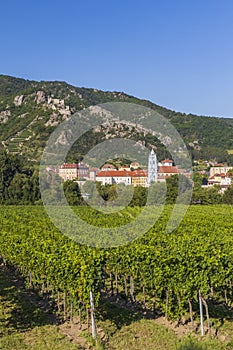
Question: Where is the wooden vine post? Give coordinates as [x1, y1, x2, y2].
[199, 290, 205, 336]
[90, 290, 96, 340]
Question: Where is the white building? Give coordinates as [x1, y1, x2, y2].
[209, 166, 233, 177]
[161, 159, 173, 166]
[96, 170, 132, 186]
[208, 173, 231, 186]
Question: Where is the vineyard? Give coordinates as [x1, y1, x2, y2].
[1, 205, 233, 347]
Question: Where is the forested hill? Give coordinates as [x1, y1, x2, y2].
[0, 74, 233, 164]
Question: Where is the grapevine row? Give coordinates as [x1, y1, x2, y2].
[1, 205, 233, 332]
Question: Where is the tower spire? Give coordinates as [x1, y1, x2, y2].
[147, 149, 158, 186]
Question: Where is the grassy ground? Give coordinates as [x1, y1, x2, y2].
[0, 269, 81, 350]
[106, 319, 232, 350]
[1, 267, 233, 350]
[98, 299, 233, 350]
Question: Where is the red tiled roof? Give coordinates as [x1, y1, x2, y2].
[89, 167, 100, 172]
[131, 170, 147, 177]
[210, 173, 229, 179]
[101, 164, 116, 170]
[158, 166, 178, 174]
[161, 159, 173, 163]
[97, 170, 131, 177]
[59, 163, 78, 169]
[97, 170, 148, 178]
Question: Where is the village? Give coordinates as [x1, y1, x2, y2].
[54, 150, 233, 193]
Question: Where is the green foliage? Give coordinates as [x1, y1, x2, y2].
[0, 75, 31, 97]
[0, 151, 40, 204]
[0, 206, 106, 310]
[0, 149, 231, 207]
[63, 180, 84, 205]
[192, 186, 223, 204]
[177, 340, 214, 350]
[1, 75, 233, 164]
[130, 185, 148, 206]
[1, 205, 233, 325]
[0, 150, 230, 207]
[222, 185, 233, 204]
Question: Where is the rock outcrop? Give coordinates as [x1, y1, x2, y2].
[36, 90, 46, 104]
[14, 95, 24, 106]
[0, 110, 11, 123]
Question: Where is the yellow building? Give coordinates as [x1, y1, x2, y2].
[58, 163, 78, 181]
[131, 170, 148, 187]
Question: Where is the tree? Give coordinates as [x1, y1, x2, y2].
[63, 180, 83, 206]
[222, 185, 233, 204]
[7, 173, 31, 204]
[0, 150, 36, 204]
[130, 186, 147, 207]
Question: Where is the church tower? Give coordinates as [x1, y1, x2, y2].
[147, 149, 158, 186]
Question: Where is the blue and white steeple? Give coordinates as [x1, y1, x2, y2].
[147, 149, 158, 186]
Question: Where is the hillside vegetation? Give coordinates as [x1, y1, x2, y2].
[1, 75, 233, 164]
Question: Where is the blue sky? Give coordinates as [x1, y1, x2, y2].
[1, 0, 233, 117]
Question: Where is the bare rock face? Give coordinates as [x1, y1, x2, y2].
[36, 90, 46, 104]
[56, 129, 72, 145]
[0, 110, 11, 123]
[58, 107, 71, 118]
[47, 97, 65, 108]
[14, 95, 24, 106]
[45, 112, 60, 127]
[18, 113, 28, 119]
